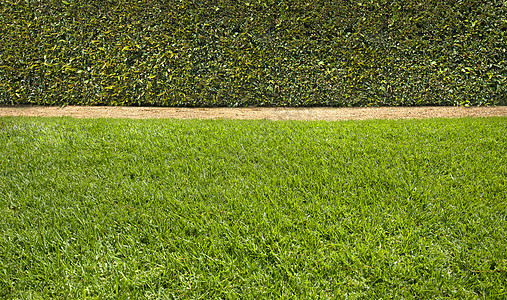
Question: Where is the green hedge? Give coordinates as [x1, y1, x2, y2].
[1, 0, 505, 107]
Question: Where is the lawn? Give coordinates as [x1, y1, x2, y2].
[0, 116, 506, 299]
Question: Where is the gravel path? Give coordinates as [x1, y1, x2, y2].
[1, 105, 506, 121]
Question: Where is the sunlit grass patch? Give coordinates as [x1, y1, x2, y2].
[0, 116, 506, 298]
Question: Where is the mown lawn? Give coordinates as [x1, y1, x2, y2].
[0, 116, 506, 299]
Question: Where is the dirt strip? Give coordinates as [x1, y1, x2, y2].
[1, 106, 506, 121]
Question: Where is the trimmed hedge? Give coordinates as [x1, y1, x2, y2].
[0, 0, 505, 107]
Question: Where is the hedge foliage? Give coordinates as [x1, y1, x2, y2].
[1, 0, 505, 107]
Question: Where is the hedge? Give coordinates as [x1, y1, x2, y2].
[0, 0, 505, 107]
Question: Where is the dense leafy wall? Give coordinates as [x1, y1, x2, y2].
[1, 0, 505, 106]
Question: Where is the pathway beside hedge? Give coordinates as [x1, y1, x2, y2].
[1, 106, 505, 121]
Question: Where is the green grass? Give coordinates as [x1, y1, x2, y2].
[0, 116, 506, 299]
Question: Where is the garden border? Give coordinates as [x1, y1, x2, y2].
[1, 105, 506, 121]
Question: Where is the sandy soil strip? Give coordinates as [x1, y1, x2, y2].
[1, 106, 506, 121]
